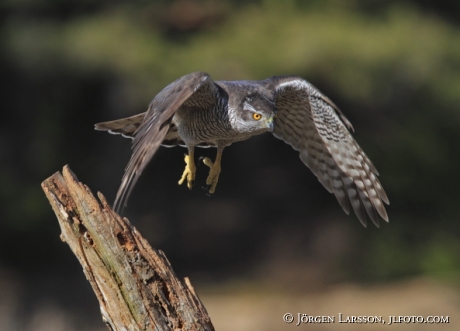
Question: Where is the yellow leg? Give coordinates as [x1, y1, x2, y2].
[202, 149, 223, 194]
[178, 149, 196, 189]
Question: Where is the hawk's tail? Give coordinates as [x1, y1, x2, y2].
[95, 112, 146, 139]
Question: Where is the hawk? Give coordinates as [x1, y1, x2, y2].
[95, 72, 389, 227]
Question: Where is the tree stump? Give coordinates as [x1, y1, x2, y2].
[41, 165, 214, 331]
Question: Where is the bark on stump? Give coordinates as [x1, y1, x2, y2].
[41, 165, 214, 331]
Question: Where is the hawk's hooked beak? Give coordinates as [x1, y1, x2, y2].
[266, 117, 275, 132]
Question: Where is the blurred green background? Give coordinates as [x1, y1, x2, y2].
[1, 0, 460, 330]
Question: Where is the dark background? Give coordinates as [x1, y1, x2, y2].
[1, 0, 460, 330]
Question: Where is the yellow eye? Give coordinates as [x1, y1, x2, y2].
[253, 113, 262, 120]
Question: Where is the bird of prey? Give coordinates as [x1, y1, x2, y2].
[95, 72, 389, 227]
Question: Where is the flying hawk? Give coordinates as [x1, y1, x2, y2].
[95, 72, 389, 227]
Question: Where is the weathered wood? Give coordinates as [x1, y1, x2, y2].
[41, 165, 214, 331]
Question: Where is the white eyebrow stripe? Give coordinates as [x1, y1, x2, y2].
[243, 101, 258, 112]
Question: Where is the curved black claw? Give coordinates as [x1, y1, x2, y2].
[201, 184, 214, 196]
[197, 156, 204, 168]
[189, 180, 195, 189]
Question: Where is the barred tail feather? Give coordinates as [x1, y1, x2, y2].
[95, 113, 146, 138]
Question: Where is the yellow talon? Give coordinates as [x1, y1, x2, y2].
[178, 153, 196, 189]
[202, 151, 222, 194]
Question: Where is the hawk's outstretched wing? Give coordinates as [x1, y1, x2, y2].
[97, 72, 218, 212]
[264, 76, 389, 227]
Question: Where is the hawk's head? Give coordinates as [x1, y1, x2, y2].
[231, 92, 275, 133]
